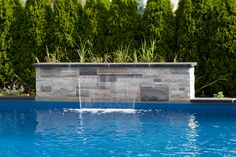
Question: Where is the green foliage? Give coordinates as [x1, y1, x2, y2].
[25, 0, 52, 61]
[213, 91, 224, 98]
[143, 0, 175, 61]
[0, 0, 235, 97]
[53, 0, 83, 61]
[0, 84, 25, 96]
[175, 0, 196, 61]
[140, 40, 165, 62]
[76, 38, 92, 63]
[9, 0, 31, 86]
[176, 0, 236, 97]
[112, 45, 132, 63]
[81, 0, 110, 54]
[9, 0, 52, 90]
[107, 0, 141, 52]
[198, 0, 236, 97]
[0, 0, 15, 86]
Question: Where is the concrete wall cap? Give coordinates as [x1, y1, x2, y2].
[33, 62, 197, 68]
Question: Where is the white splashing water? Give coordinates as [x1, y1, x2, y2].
[65, 108, 136, 114]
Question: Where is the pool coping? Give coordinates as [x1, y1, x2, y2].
[191, 98, 236, 103]
[32, 62, 197, 68]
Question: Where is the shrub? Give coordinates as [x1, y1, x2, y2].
[24, 0, 52, 61]
[10, 0, 52, 91]
[53, 0, 83, 61]
[175, 0, 197, 62]
[199, 0, 236, 97]
[0, 84, 25, 96]
[143, 0, 175, 61]
[0, 0, 15, 86]
[106, 0, 140, 52]
[81, 0, 110, 55]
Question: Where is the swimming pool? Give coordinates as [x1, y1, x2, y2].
[0, 101, 236, 156]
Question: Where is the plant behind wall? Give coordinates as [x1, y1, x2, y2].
[0, 0, 235, 97]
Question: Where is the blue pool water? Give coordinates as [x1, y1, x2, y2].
[0, 101, 236, 156]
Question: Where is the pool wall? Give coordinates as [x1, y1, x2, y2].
[33, 63, 197, 102]
[0, 101, 236, 116]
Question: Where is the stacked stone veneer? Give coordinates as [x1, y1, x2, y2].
[34, 63, 197, 102]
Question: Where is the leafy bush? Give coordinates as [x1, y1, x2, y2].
[0, 0, 235, 97]
[143, 0, 175, 61]
[0, 84, 25, 96]
[0, 0, 15, 86]
[194, 0, 236, 97]
[106, 0, 140, 52]
[24, 0, 52, 61]
[81, 0, 110, 55]
[53, 0, 83, 61]
[175, 0, 196, 62]
[213, 92, 224, 98]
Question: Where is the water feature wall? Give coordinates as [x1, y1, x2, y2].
[34, 63, 197, 102]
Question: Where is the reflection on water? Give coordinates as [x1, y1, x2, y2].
[0, 109, 236, 156]
[0, 112, 38, 136]
[185, 114, 200, 156]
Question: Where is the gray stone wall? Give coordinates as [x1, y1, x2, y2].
[34, 63, 197, 102]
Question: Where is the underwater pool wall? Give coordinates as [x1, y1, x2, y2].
[33, 63, 197, 102]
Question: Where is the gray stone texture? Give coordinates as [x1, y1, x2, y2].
[40, 86, 52, 92]
[140, 86, 169, 101]
[34, 63, 196, 102]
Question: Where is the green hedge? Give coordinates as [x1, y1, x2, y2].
[143, 0, 175, 61]
[0, 0, 235, 97]
[0, 0, 15, 86]
[106, 0, 140, 52]
[81, 0, 110, 55]
[53, 0, 82, 61]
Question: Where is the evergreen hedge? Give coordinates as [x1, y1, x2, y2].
[143, 0, 175, 61]
[53, 0, 83, 61]
[25, 0, 52, 61]
[106, 0, 140, 52]
[175, 0, 196, 62]
[81, 0, 110, 55]
[199, 0, 236, 96]
[0, 0, 15, 86]
[0, 0, 235, 97]
[9, 0, 30, 86]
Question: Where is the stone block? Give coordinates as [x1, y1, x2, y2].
[79, 68, 97, 75]
[40, 86, 52, 92]
[98, 68, 129, 74]
[80, 85, 99, 89]
[39, 67, 63, 78]
[79, 76, 98, 84]
[171, 68, 189, 74]
[100, 75, 117, 82]
[79, 90, 90, 97]
[169, 94, 189, 101]
[143, 68, 171, 77]
[76, 90, 79, 97]
[179, 87, 185, 91]
[140, 86, 169, 101]
[153, 78, 162, 82]
[116, 74, 142, 79]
